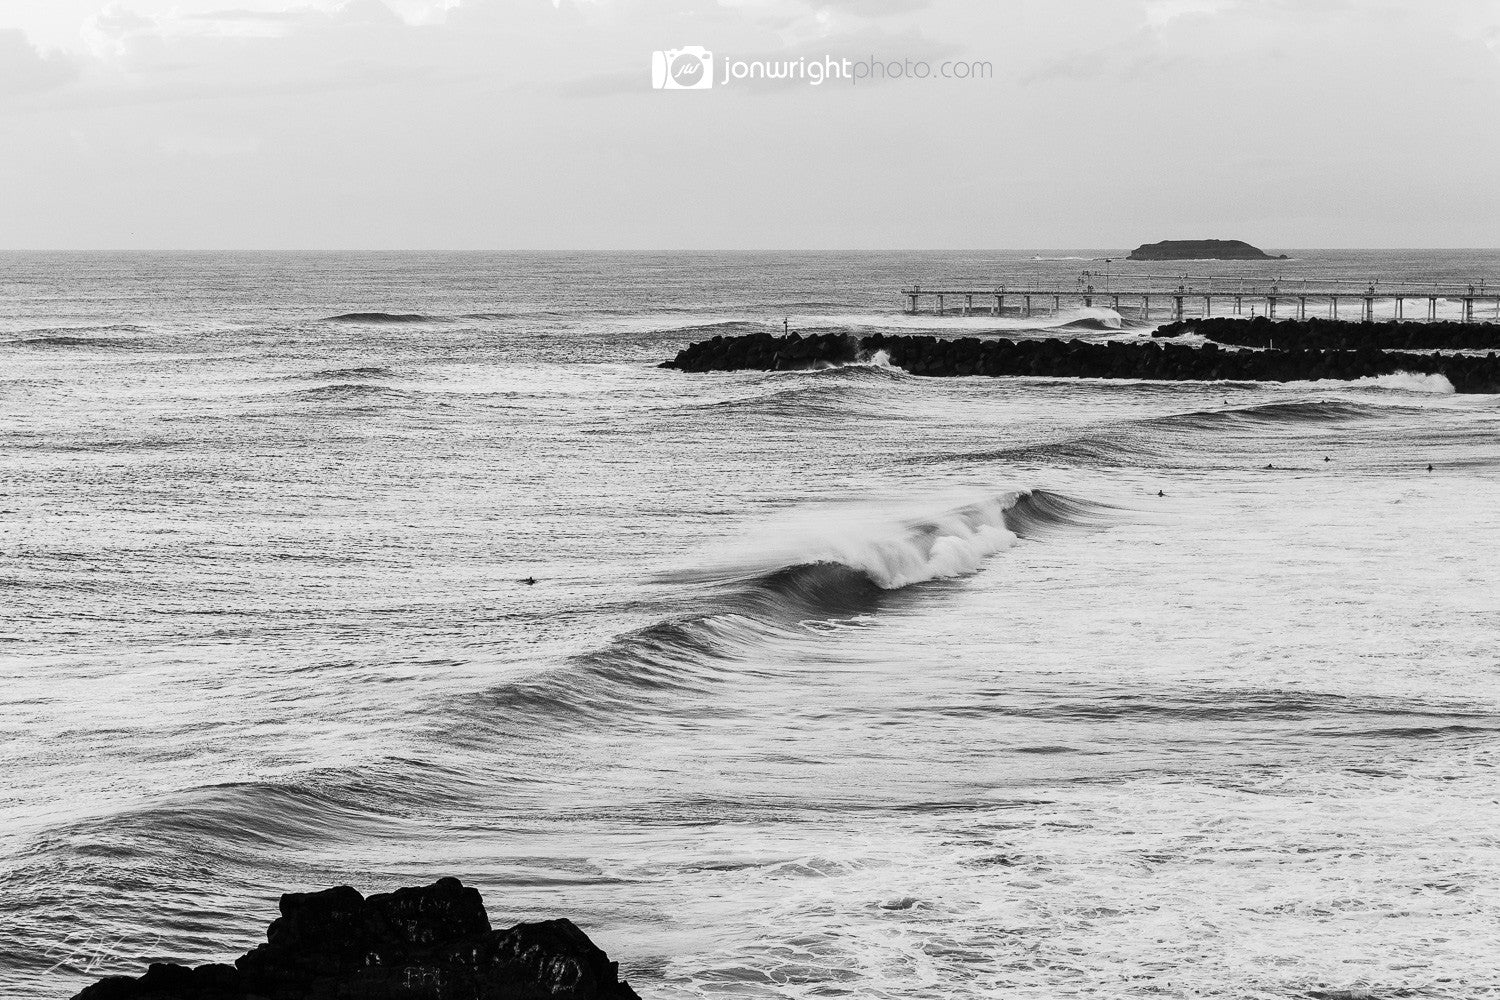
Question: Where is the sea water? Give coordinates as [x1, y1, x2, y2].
[1, 250, 1497, 999]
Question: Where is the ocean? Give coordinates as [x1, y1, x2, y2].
[2, 250, 1498, 999]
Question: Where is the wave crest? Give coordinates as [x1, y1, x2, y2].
[673, 489, 1119, 603]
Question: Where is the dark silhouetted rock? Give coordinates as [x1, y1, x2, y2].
[73, 877, 640, 1000]
[1127, 239, 1287, 261]
[659, 329, 1500, 394]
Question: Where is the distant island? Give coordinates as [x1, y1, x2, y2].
[1127, 239, 1288, 261]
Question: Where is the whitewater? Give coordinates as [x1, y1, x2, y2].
[1, 250, 1498, 999]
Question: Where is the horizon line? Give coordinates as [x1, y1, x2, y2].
[3, 247, 1500, 256]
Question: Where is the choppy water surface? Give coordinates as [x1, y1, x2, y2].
[2, 251, 1498, 999]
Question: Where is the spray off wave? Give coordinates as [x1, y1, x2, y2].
[1340, 371, 1456, 394]
[797, 494, 1018, 591]
[671, 488, 1120, 605]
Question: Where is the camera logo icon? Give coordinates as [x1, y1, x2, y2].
[651, 46, 714, 90]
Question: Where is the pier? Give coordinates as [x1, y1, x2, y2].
[902, 273, 1500, 323]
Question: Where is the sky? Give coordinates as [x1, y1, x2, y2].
[0, 0, 1497, 251]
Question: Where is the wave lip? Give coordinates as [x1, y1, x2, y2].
[1002, 489, 1124, 539]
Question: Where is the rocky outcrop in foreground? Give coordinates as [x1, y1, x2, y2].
[660, 330, 1500, 393]
[1156, 316, 1500, 352]
[74, 877, 640, 1000]
[1127, 239, 1287, 261]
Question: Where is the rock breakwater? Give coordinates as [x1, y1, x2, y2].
[661, 330, 1500, 393]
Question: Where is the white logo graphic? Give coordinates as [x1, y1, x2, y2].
[651, 47, 714, 90]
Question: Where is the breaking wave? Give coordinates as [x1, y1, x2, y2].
[1345, 371, 1456, 394]
[665, 489, 1119, 614]
[781, 350, 906, 377]
[1003, 489, 1125, 538]
[1054, 315, 1125, 331]
[785, 495, 1021, 592]
[459, 490, 1125, 734]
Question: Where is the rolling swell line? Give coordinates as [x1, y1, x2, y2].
[923, 396, 1436, 470]
[279, 366, 398, 381]
[323, 312, 432, 323]
[934, 433, 1172, 469]
[1, 489, 1129, 955]
[1145, 399, 1417, 430]
[9, 335, 154, 350]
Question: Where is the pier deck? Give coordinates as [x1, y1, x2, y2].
[903, 274, 1500, 323]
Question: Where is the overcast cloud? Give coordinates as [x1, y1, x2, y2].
[1, 0, 1497, 250]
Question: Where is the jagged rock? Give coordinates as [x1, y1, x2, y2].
[73, 877, 640, 1000]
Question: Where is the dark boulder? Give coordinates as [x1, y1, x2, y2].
[73, 877, 639, 1000]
